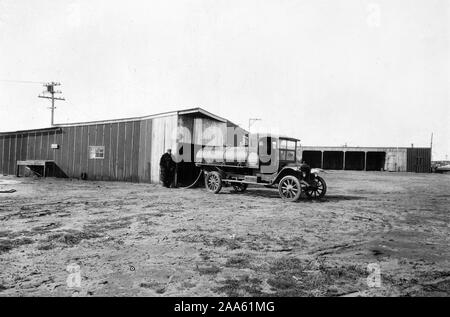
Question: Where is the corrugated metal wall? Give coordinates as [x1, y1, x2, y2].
[0, 130, 58, 176]
[0, 121, 144, 181]
[407, 148, 431, 173]
[1, 113, 234, 183]
[138, 118, 153, 183]
[56, 121, 142, 181]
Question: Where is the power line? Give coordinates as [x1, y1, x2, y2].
[0, 79, 45, 84]
[248, 118, 261, 132]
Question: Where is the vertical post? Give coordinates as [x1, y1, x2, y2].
[364, 152, 367, 171]
[343, 151, 346, 170]
[320, 151, 324, 169]
[430, 132, 433, 172]
[174, 164, 178, 188]
[51, 91, 55, 126]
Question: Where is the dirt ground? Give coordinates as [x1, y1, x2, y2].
[0, 171, 449, 297]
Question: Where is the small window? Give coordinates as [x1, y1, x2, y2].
[280, 150, 287, 160]
[286, 150, 295, 161]
[287, 141, 296, 150]
[89, 146, 105, 159]
[279, 139, 287, 149]
[259, 137, 272, 155]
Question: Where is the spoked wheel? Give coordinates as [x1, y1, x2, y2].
[305, 176, 327, 199]
[232, 183, 248, 193]
[205, 171, 222, 194]
[278, 175, 302, 202]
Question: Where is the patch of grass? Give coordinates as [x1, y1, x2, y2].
[265, 257, 367, 296]
[212, 237, 242, 250]
[180, 281, 197, 289]
[39, 229, 102, 250]
[37, 243, 55, 251]
[215, 275, 263, 296]
[0, 237, 34, 254]
[136, 215, 160, 226]
[196, 264, 222, 275]
[0, 231, 12, 238]
[177, 234, 243, 250]
[225, 253, 251, 268]
[140, 281, 167, 294]
[172, 228, 187, 233]
[387, 269, 450, 296]
[18, 209, 55, 218]
[31, 222, 62, 232]
[84, 217, 134, 232]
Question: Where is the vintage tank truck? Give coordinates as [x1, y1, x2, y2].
[195, 133, 327, 202]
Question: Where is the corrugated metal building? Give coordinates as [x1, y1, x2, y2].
[0, 108, 244, 184]
[299, 146, 431, 172]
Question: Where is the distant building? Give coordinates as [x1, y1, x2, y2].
[299, 146, 431, 172]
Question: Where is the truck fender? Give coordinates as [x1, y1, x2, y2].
[271, 167, 302, 185]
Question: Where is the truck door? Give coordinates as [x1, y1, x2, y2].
[258, 137, 278, 174]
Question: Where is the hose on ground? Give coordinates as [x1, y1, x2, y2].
[178, 169, 204, 189]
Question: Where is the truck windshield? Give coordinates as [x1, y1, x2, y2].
[279, 139, 296, 161]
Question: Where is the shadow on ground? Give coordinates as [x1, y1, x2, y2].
[224, 189, 365, 202]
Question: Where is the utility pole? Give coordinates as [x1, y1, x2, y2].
[430, 132, 433, 160]
[248, 118, 261, 132]
[38, 82, 65, 126]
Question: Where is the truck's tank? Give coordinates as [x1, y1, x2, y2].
[195, 146, 259, 167]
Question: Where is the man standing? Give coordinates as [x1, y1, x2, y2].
[159, 149, 176, 187]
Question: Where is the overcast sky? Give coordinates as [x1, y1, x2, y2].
[0, 0, 448, 159]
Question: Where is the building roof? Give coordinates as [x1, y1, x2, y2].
[0, 127, 61, 136]
[0, 107, 242, 135]
[53, 107, 230, 127]
[300, 145, 431, 151]
[253, 132, 300, 141]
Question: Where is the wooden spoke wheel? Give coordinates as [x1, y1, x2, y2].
[305, 176, 327, 199]
[205, 171, 222, 194]
[232, 183, 248, 192]
[278, 175, 302, 202]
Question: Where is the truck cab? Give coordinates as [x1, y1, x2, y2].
[254, 134, 300, 174]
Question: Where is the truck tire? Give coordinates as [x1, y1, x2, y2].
[232, 183, 248, 192]
[205, 171, 222, 194]
[305, 176, 327, 199]
[278, 175, 301, 202]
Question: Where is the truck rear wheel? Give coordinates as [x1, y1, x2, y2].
[205, 171, 222, 194]
[278, 175, 301, 202]
[232, 183, 248, 192]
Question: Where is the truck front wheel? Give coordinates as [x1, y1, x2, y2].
[305, 176, 327, 199]
[278, 175, 301, 202]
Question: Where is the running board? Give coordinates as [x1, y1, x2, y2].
[223, 179, 311, 187]
[223, 179, 262, 185]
